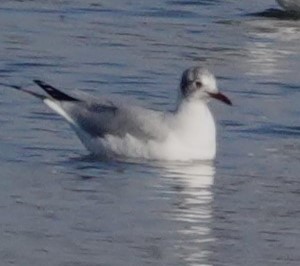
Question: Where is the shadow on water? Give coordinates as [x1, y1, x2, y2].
[234, 124, 300, 137]
[247, 8, 300, 20]
[168, 0, 223, 6]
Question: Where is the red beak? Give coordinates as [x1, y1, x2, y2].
[208, 92, 232, 106]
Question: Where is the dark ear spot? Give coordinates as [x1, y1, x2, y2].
[195, 81, 203, 88]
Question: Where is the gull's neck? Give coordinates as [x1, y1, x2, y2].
[173, 98, 216, 159]
[175, 98, 216, 133]
[176, 98, 210, 115]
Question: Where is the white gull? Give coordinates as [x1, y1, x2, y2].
[10, 67, 232, 161]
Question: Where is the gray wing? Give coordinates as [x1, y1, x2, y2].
[64, 100, 121, 137]
[34, 79, 165, 139]
[62, 99, 161, 139]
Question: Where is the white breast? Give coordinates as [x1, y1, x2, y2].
[84, 100, 217, 161]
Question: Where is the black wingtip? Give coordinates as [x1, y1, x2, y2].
[33, 79, 80, 102]
[33, 80, 47, 88]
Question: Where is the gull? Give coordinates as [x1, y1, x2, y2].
[8, 67, 232, 161]
[276, 0, 300, 12]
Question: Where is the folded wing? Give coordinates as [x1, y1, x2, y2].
[34, 80, 163, 139]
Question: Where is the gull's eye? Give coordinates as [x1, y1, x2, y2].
[195, 81, 203, 88]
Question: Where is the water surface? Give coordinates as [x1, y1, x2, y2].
[0, 0, 299, 265]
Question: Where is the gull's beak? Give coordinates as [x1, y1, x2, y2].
[208, 92, 232, 106]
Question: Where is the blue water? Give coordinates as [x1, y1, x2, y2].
[0, 0, 299, 265]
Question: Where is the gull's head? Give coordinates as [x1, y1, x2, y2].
[179, 67, 232, 105]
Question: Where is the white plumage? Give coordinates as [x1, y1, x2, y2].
[13, 67, 232, 161]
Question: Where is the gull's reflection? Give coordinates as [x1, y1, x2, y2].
[155, 161, 215, 265]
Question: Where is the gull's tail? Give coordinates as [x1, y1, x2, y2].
[1, 80, 80, 125]
[32, 80, 81, 124]
[1, 80, 80, 103]
[0, 82, 45, 100]
[2, 79, 89, 149]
